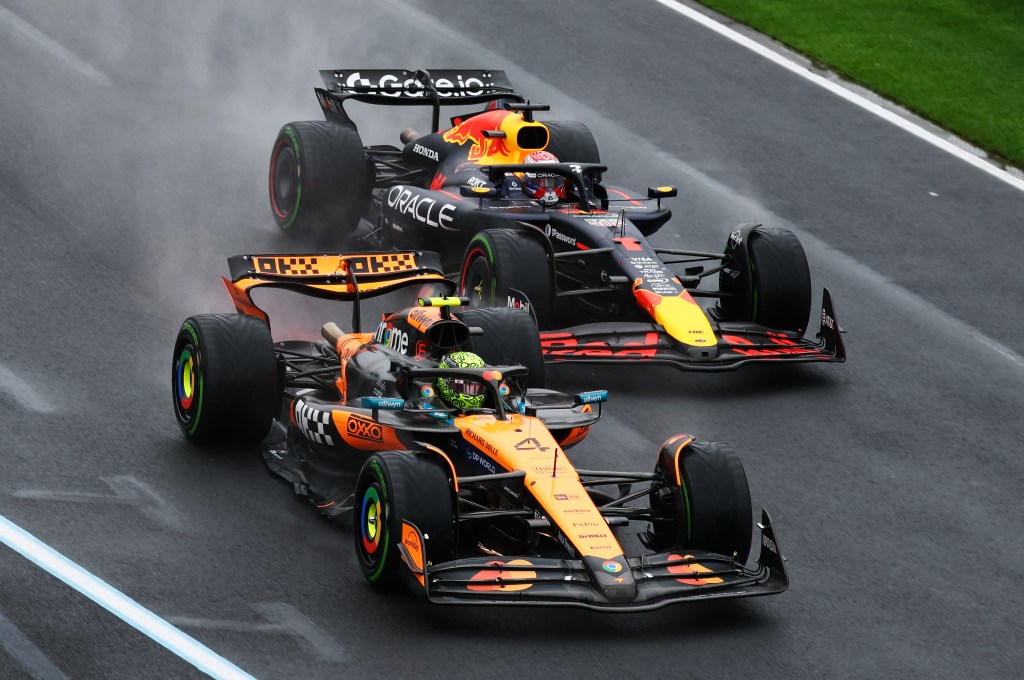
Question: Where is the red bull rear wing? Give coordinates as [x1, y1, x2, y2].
[539, 288, 846, 371]
[320, 69, 515, 101]
[315, 68, 523, 131]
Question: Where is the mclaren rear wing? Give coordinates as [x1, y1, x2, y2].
[315, 68, 523, 131]
[222, 251, 450, 329]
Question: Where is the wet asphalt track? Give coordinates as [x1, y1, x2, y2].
[1, 1, 1022, 678]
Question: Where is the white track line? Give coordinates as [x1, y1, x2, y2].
[653, 0, 1024, 193]
[0, 4, 112, 86]
[0, 609, 71, 680]
[0, 515, 255, 680]
[0, 364, 54, 413]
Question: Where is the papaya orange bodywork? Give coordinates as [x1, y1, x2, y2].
[454, 414, 625, 560]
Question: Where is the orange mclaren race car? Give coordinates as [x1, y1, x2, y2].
[171, 250, 787, 610]
[267, 68, 845, 372]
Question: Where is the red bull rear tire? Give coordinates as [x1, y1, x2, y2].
[542, 120, 601, 164]
[269, 121, 371, 239]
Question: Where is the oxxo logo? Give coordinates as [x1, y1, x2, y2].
[821, 309, 836, 331]
[346, 415, 383, 442]
[762, 534, 778, 554]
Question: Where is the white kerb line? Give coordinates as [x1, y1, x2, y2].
[651, 0, 1024, 194]
[0, 515, 256, 680]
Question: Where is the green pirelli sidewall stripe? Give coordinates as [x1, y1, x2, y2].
[367, 458, 390, 582]
[470, 234, 498, 304]
[180, 323, 204, 436]
[279, 126, 302, 231]
[674, 449, 693, 543]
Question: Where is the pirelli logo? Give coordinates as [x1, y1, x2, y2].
[254, 256, 318, 276]
[348, 253, 416, 275]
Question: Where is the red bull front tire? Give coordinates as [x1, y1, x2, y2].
[718, 225, 812, 334]
[459, 228, 554, 326]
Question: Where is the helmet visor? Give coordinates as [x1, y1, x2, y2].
[438, 377, 485, 397]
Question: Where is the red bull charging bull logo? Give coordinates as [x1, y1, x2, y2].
[442, 110, 546, 164]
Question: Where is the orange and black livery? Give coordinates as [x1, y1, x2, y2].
[172, 250, 788, 611]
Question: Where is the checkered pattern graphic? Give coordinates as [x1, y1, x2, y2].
[349, 253, 414, 275]
[286, 257, 317, 275]
[295, 400, 335, 446]
[254, 256, 318, 276]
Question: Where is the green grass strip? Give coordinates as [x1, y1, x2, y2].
[696, 0, 1024, 169]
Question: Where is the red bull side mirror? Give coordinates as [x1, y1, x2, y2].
[461, 185, 498, 205]
[647, 186, 677, 210]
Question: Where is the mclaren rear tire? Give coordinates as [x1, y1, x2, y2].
[458, 307, 546, 388]
[172, 314, 278, 444]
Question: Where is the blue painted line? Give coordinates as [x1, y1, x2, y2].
[0, 515, 256, 680]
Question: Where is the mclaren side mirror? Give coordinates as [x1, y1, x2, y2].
[361, 397, 405, 411]
[573, 390, 609, 406]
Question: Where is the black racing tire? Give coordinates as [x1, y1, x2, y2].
[542, 120, 601, 164]
[458, 228, 554, 326]
[650, 440, 753, 563]
[171, 314, 278, 444]
[268, 121, 371, 239]
[353, 452, 456, 590]
[719, 226, 812, 334]
[458, 307, 545, 388]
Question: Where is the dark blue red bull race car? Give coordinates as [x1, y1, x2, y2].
[268, 68, 845, 372]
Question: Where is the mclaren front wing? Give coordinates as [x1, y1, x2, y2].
[404, 510, 787, 611]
